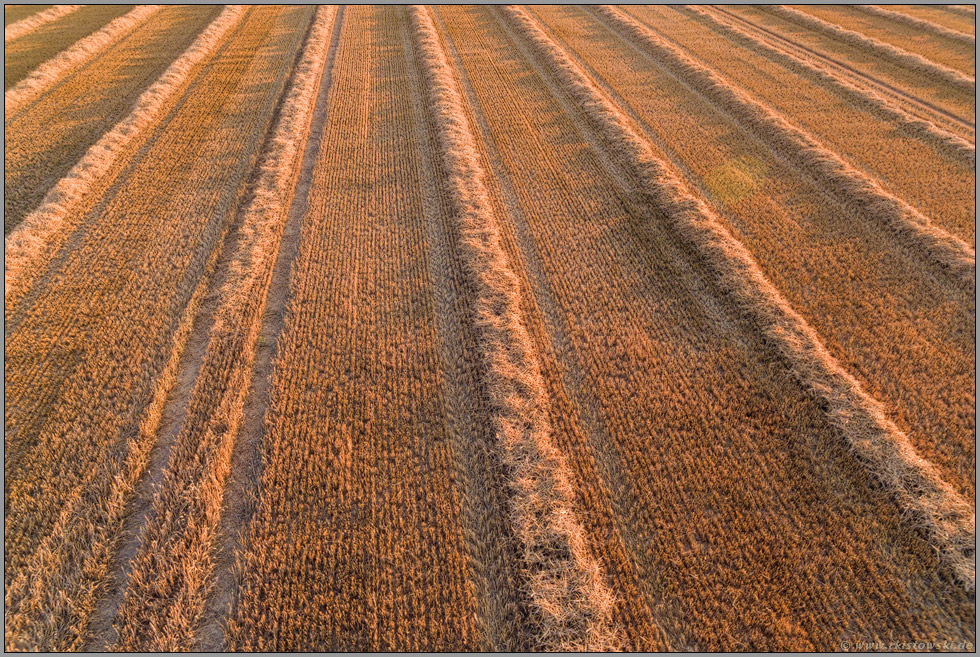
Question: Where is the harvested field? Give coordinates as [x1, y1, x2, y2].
[888, 4, 977, 35]
[4, 5, 130, 88]
[4, 5, 223, 234]
[5, 6, 55, 27]
[793, 5, 975, 76]
[4, 4, 976, 652]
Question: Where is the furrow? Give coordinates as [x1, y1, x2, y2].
[3, 6, 314, 652]
[435, 8, 675, 649]
[3, 5, 260, 583]
[4, 5, 248, 311]
[683, 5, 974, 165]
[5, 5, 162, 116]
[765, 5, 975, 94]
[224, 6, 482, 649]
[83, 220, 231, 653]
[195, 7, 345, 651]
[4, 6, 223, 238]
[3, 205, 224, 653]
[854, 5, 974, 46]
[4, 6, 53, 26]
[403, 10, 527, 649]
[500, 3, 976, 593]
[711, 6, 974, 136]
[789, 5, 975, 77]
[105, 8, 334, 651]
[4, 4, 82, 42]
[408, 5, 621, 651]
[591, 5, 975, 288]
[945, 5, 977, 19]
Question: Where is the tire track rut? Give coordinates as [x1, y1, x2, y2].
[712, 6, 975, 135]
[500, 3, 976, 593]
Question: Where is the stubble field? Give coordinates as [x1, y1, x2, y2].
[4, 4, 976, 651]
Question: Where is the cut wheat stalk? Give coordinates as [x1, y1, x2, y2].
[5, 5, 83, 42]
[409, 5, 622, 650]
[5, 5, 164, 116]
[503, 3, 976, 594]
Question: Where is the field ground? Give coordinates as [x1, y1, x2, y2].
[4, 4, 976, 651]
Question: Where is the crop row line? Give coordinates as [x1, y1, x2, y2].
[5, 5, 82, 43]
[711, 6, 975, 137]
[682, 6, 974, 165]
[106, 7, 337, 651]
[853, 5, 975, 46]
[5, 5, 163, 116]
[499, 4, 975, 594]
[945, 6, 976, 18]
[439, 6, 678, 648]
[764, 5, 975, 94]
[401, 9, 531, 649]
[198, 6, 347, 651]
[409, 5, 621, 651]
[3, 215, 225, 651]
[4, 5, 322, 651]
[4, 5, 249, 310]
[589, 5, 974, 288]
[2, 6, 254, 577]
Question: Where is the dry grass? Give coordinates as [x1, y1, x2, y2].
[529, 3, 975, 505]
[767, 4, 975, 92]
[3, 6, 223, 236]
[409, 5, 618, 650]
[798, 4, 975, 76]
[592, 5, 974, 286]
[500, 3, 974, 592]
[224, 7, 482, 650]
[4, 233, 218, 652]
[680, 5, 974, 168]
[439, 5, 973, 647]
[5, 5, 54, 27]
[4, 6, 310, 651]
[4, 5, 131, 89]
[945, 5, 977, 19]
[4, 4, 975, 651]
[4, 5, 81, 43]
[727, 4, 975, 127]
[4, 5, 246, 307]
[898, 5, 975, 33]
[765, 5, 975, 93]
[5, 5, 162, 115]
[854, 5, 974, 47]
[110, 7, 334, 650]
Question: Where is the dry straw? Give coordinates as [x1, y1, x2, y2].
[4, 5, 248, 309]
[5, 5, 83, 42]
[946, 5, 976, 18]
[111, 7, 337, 650]
[3, 248, 218, 652]
[409, 5, 621, 650]
[594, 5, 975, 288]
[767, 5, 975, 94]
[5, 6, 164, 116]
[684, 5, 975, 165]
[852, 4, 975, 46]
[502, 3, 975, 593]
